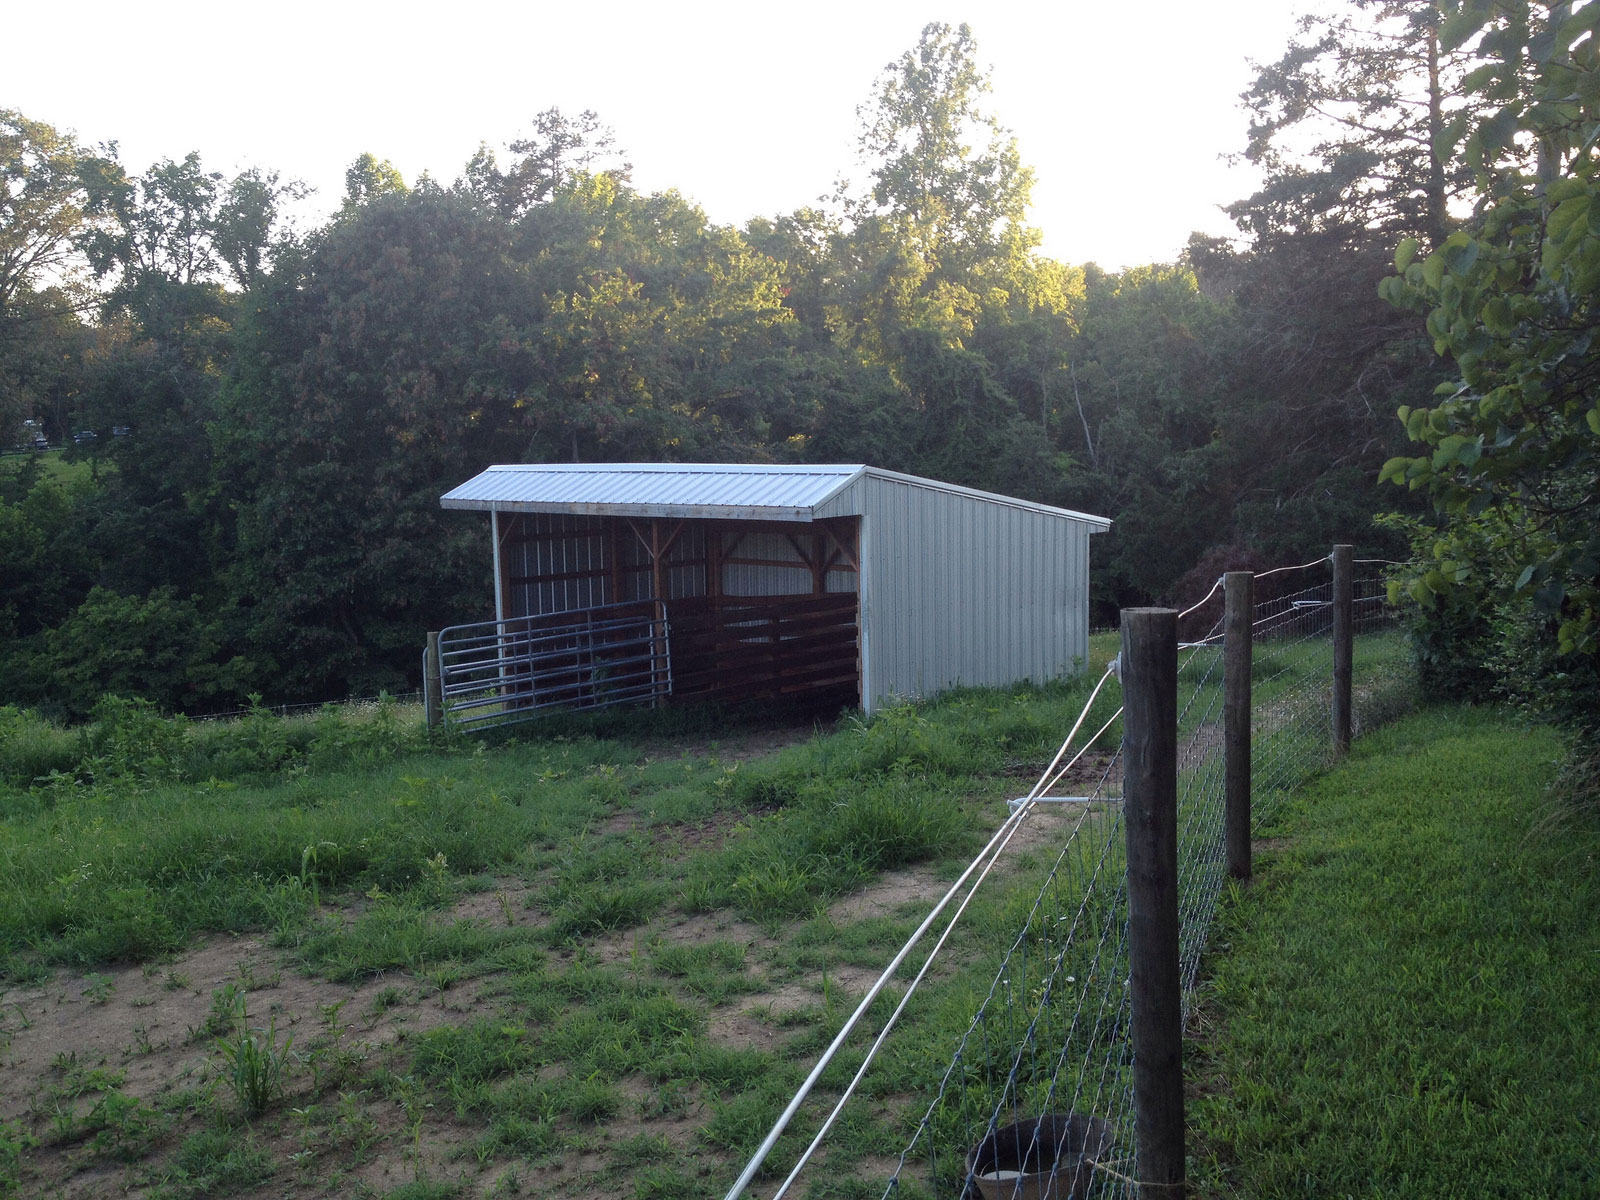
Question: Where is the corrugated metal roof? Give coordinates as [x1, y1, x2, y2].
[440, 462, 1110, 528]
[440, 463, 866, 522]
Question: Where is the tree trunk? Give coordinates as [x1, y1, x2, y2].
[1426, 24, 1448, 247]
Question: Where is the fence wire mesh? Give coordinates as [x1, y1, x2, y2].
[860, 565, 1410, 1200]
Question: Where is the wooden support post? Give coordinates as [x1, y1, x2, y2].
[650, 519, 665, 605]
[424, 631, 443, 730]
[1332, 543, 1353, 756]
[607, 520, 625, 605]
[706, 524, 723, 605]
[1224, 572, 1253, 882]
[1121, 608, 1185, 1199]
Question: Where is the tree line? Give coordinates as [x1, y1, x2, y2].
[3, 6, 1593, 762]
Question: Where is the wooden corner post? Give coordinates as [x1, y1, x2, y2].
[424, 631, 443, 730]
[1224, 572, 1253, 881]
[1120, 608, 1185, 1199]
[1332, 544, 1353, 755]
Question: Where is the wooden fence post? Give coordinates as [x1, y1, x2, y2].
[424, 631, 442, 730]
[1224, 572, 1253, 882]
[1121, 608, 1185, 1199]
[1332, 544, 1353, 756]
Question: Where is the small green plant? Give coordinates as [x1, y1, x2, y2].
[195, 983, 245, 1040]
[215, 1009, 294, 1117]
[236, 961, 279, 991]
[732, 855, 818, 925]
[300, 841, 341, 907]
[333, 1089, 382, 1160]
[304, 1004, 366, 1097]
[0, 1117, 36, 1194]
[83, 1089, 166, 1161]
[164, 1126, 274, 1196]
[80, 973, 115, 1004]
[367, 986, 406, 1020]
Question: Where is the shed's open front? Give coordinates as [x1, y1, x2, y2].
[492, 511, 861, 711]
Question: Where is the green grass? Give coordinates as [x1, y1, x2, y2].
[0, 671, 1118, 1196]
[155, 1127, 274, 1198]
[0, 448, 100, 489]
[1194, 704, 1600, 1198]
[0, 636, 1427, 1199]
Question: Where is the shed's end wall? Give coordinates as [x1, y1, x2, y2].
[855, 476, 1092, 710]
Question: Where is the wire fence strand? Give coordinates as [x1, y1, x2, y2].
[735, 561, 1413, 1200]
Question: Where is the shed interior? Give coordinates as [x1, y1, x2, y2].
[495, 511, 861, 709]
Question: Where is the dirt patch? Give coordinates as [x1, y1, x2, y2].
[823, 798, 1099, 937]
[449, 883, 542, 928]
[597, 803, 760, 849]
[652, 909, 770, 952]
[0, 934, 464, 1145]
[1181, 722, 1224, 770]
[645, 722, 821, 767]
[828, 866, 943, 924]
[1050, 748, 1121, 793]
[707, 1006, 790, 1053]
[669, 809, 748, 852]
[713, 958, 890, 1048]
[585, 910, 774, 973]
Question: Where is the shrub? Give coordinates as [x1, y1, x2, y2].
[79, 695, 189, 784]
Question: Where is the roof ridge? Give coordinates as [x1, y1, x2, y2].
[484, 462, 865, 473]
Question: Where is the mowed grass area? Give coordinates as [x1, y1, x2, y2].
[0, 447, 100, 488]
[0, 680, 1124, 1199]
[1193, 705, 1600, 1198]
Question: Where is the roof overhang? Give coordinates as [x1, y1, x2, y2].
[440, 463, 1111, 531]
[440, 463, 865, 523]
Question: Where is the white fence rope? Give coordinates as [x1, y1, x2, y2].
[722, 663, 1123, 1200]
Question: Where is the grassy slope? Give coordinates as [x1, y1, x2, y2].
[0, 681, 1126, 1198]
[1194, 705, 1600, 1198]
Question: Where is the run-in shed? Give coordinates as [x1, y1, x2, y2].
[436, 463, 1110, 719]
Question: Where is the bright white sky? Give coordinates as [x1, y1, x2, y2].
[8, 0, 1334, 271]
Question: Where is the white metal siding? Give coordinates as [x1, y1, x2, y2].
[859, 475, 1090, 711]
[722, 530, 814, 597]
[504, 514, 608, 616]
[721, 529, 858, 598]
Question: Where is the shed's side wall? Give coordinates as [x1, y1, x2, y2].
[857, 476, 1091, 711]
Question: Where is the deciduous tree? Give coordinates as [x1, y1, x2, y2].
[1380, 0, 1600, 680]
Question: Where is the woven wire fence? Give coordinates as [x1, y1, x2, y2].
[869, 565, 1411, 1200]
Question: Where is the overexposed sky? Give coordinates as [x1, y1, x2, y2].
[7, 0, 1331, 270]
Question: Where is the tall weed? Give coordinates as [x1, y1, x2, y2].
[0, 705, 76, 786]
[79, 696, 188, 784]
[215, 1009, 294, 1116]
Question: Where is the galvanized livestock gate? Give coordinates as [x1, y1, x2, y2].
[427, 464, 1110, 728]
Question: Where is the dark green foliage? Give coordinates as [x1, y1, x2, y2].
[1375, 4, 1600, 790]
[0, 12, 1484, 760]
